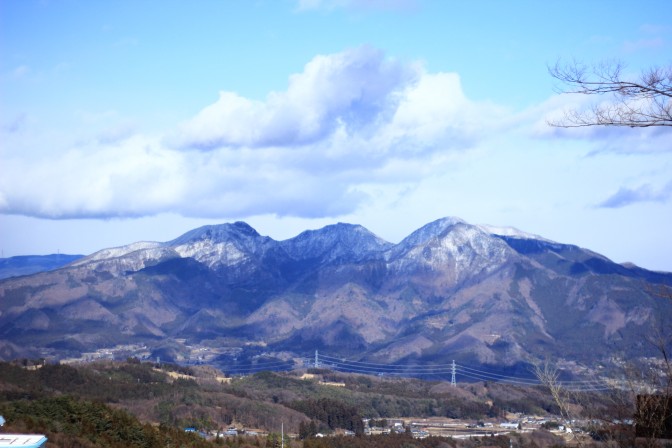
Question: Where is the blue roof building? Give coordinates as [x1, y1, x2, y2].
[0, 415, 47, 447]
[0, 434, 48, 447]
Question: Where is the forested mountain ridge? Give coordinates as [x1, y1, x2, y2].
[0, 217, 670, 376]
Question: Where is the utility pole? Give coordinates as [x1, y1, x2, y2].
[281, 422, 284, 448]
[451, 360, 456, 387]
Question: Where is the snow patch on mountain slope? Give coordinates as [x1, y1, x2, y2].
[173, 240, 249, 268]
[167, 222, 260, 246]
[282, 223, 392, 262]
[73, 241, 163, 265]
[477, 224, 555, 243]
[167, 222, 278, 268]
[71, 245, 179, 273]
[388, 221, 514, 280]
[396, 217, 465, 249]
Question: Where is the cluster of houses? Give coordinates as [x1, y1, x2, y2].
[184, 426, 262, 440]
[362, 415, 578, 440]
[181, 414, 581, 442]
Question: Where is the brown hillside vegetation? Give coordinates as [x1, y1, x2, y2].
[0, 359, 650, 447]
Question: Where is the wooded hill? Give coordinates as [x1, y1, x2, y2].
[0, 359, 636, 447]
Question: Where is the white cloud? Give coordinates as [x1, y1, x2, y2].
[0, 47, 524, 220]
[384, 72, 511, 150]
[598, 181, 672, 208]
[1, 135, 187, 219]
[172, 46, 417, 149]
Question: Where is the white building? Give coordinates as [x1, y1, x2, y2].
[0, 416, 47, 447]
[0, 434, 48, 447]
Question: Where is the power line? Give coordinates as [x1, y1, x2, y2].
[217, 359, 295, 375]
[318, 354, 458, 368]
[212, 350, 613, 391]
[310, 352, 611, 390]
[457, 363, 610, 390]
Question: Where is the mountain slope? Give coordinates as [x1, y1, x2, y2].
[0, 218, 670, 375]
[0, 254, 83, 280]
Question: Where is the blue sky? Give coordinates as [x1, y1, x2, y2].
[1, 0, 671, 271]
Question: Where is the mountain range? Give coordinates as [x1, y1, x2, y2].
[0, 254, 83, 280]
[1, 217, 670, 377]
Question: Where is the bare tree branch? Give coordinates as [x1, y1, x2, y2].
[533, 362, 574, 422]
[548, 60, 672, 128]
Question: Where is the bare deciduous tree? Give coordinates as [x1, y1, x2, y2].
[535, 285, 672, 447]
[548, 60, 672, 128]
[533, 362, 574, 422]
[633, 285, 672, 442]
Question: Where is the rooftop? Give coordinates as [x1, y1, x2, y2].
[0, 434, 48, 447]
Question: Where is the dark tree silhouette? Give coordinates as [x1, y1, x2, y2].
[548, 60, 672, 128]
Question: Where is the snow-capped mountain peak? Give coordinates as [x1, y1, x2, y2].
[388, 219, 514, 281]
[167, 222, 271, 269]
[397, 217, 466, 249]
[281, 222, 392, 262]
[167, 222, 260, 246]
